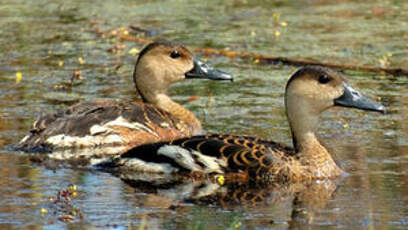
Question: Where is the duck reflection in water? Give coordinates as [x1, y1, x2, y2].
[119, 172, 341, 229]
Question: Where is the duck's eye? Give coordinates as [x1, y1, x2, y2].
[170, 50, 181, 59]
[318, 74, 331, 84]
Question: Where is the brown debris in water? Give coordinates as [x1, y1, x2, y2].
[41, 184, 84, 223]
[88, 22, 408, 77]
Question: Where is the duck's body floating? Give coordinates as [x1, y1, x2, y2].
[17, 41, 232, 155]
[113, 66, 385, 182]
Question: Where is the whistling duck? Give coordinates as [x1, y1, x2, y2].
[113, 66, 385, 182]
[17, 41, 233, 154]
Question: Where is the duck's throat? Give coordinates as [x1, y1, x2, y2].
[155, 94, 202, 134]
[299, 136, 343, 178]
[287, 108, 343, 178]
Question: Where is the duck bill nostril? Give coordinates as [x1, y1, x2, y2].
[185, 58, 233, 81]
[334, 82, 386, 113]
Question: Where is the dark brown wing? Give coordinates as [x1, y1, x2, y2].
[201, 134, 295, 155]
[117, 134, 295, 180]
[175, 135, 295, 178]
[17, 100, 196, 153]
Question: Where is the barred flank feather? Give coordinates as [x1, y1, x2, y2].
[116, 134, 301, 182]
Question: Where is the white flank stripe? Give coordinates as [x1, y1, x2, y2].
[119, 158, 177, 173]
[193, 182, 222, 198]
[157, 145, 202, 172]
[90, 116, 159, 138]
[46, 133, 124, 148]
[48, 146, 126, 161]
[191, 150, 226, 173]
[19, 135, 29, 143]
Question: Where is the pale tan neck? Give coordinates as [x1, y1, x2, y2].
[286, 98, 343, 177]
[133, 60, 167, 102]
[133, 62, 202, 134]
[286, 97, 320, 152]
[296, 132, 330, 164]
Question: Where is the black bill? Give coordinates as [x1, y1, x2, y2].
[185, 58, 233, 81]
[334, 82, 385, 113]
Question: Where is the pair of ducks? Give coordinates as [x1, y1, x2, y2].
[18, 41, 385, 182]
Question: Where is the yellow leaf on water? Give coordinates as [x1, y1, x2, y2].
[273, 13, 280, 21]
[280, 21, 288, 27]
[343, 123, 349, 130]
[69, 184, 77, 191]
[41, 208, 48, 214]
[78, 57, 85, 65]
[128, 47, 140, 56]
[15, 72, 22, 84]
[378, 57, 389, 68]
[233, 221, 242, 230]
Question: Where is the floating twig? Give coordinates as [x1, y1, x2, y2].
[192, 48, 408, 77]
[91, 25, 408, 77]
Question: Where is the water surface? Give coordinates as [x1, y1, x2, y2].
[1, 0, 407, 229]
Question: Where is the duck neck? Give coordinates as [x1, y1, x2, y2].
[133, 63, 202, 134]
[154, 94, 202, 134]
[286, 99, 343, 177]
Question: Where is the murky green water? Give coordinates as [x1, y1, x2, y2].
[1, 0, 408, 229]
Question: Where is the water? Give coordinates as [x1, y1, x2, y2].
[1, 0, 408, 229]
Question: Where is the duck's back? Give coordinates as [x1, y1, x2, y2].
[18, 100, 199, 154]
[116, 134, 298, 181]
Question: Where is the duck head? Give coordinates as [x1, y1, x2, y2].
[284, 66, 385, 150]
[285, 66, 385, 114]
[133, 41, 232, 102]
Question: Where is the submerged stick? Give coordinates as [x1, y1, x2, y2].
[192, 47, 408, 77]
[95, 27, 408, 77]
